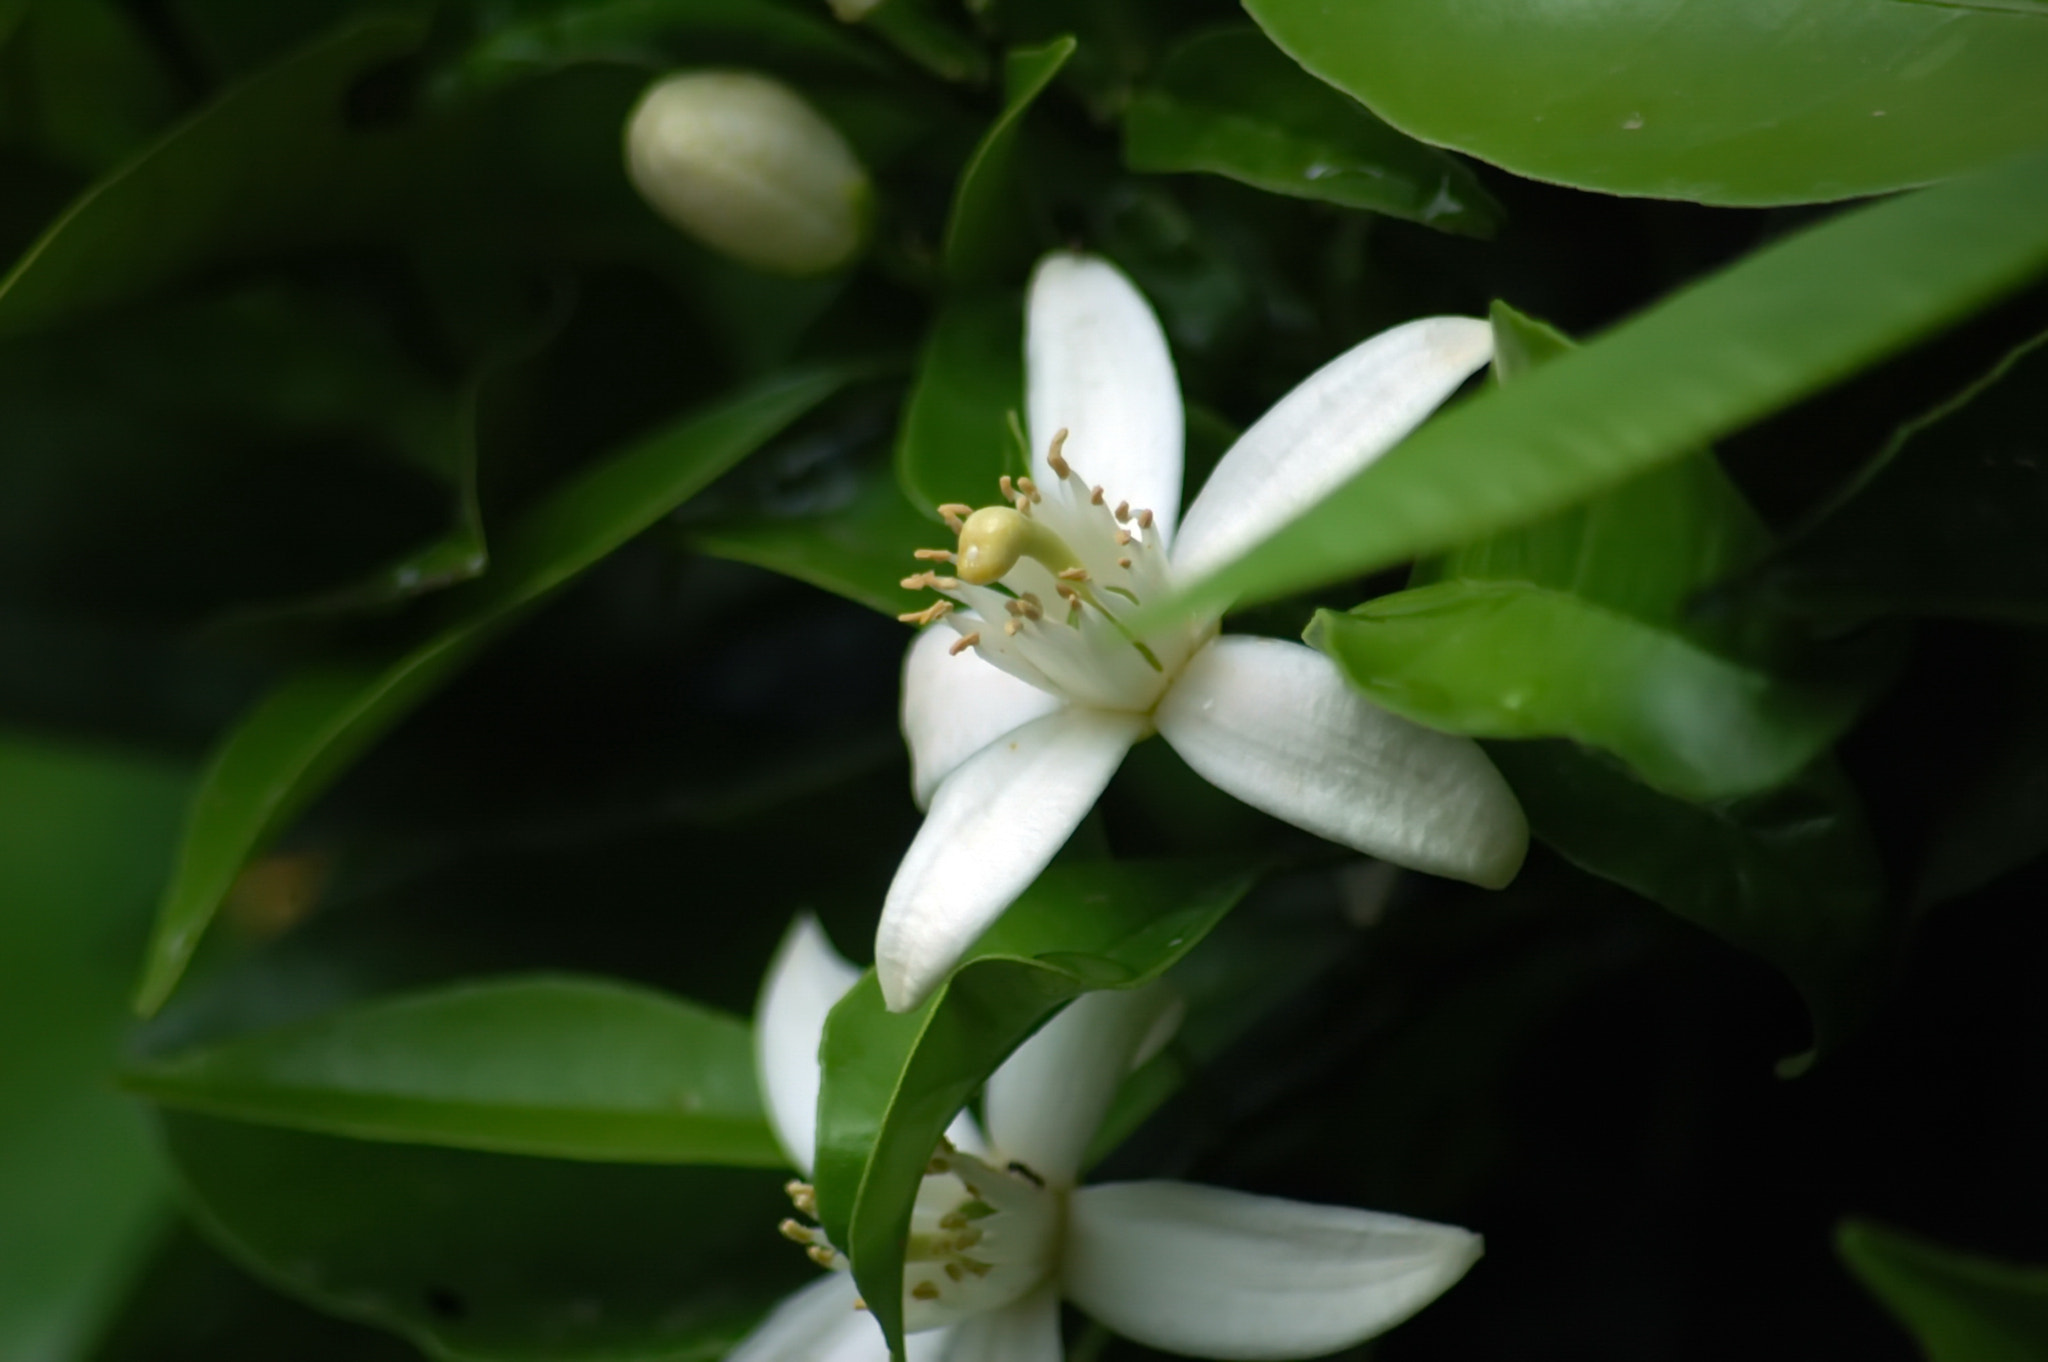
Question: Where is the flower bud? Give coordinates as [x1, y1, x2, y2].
[624, 71, 871, 277]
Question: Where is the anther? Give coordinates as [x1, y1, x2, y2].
[785, 1180, 819, 1217]
[1115, 500, 1131, 522]
[1004, 619, 1022, 636]
[913, 548, 956, 562]
[780, 1219, 815, 1244]
[953, 1226, 985, 1249]
[1017, 476, 1042, 504]
[1004, 598, 1025, 617]
[1057, 567, 1089, 582]
[938, 503, 973, 520]
[938, 1212, 968, 1231]
[1119, 556, 1133, 569]
[928, 1153, 953, 1175]
[897, 601, 954, 626]
[1116, 530, 1133, 546]
[1046, 428, 1071, 477]
[929, 575, 962, 590]
[911, 1282, 941, 1301]
[1019, 592, 1043, 619]
[999, 475, 1018, 504]
[901, 572, 930, 590]
[1090, 485, 1105, 505]
[949, 632, 980, 656]
[808, 1244, 845, 1270]
[945, 1263, 964, 1282]
[1137, 508, 1155, 530]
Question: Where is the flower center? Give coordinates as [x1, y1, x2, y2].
[775, 1140, 1060, 1335]
[898, 430, 1214, 713]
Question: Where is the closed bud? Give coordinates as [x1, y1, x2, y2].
[624, 71, 871, 277]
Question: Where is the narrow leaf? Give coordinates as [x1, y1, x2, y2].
[1840, 1220, 2048, 1362]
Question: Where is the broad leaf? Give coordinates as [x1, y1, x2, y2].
[893, 291, 1026, 517]
[1754, 328, 2048, 626]
[813, 858, 1258, 1358]
[136, 367, 855, 1016]
[1164, 148, 2048, 623]
[125, 976, 781, 1166]
[942, 36, 1076, 284]
[0, 736, 186, 1362]
[1245, 0, 2048, 204]
[162, 1113, 806, 1362]
[1488, 741, 1887, 1050]
[0, 14, 428, 339]
[1123, 27, 1500, 238]
[1839, 1220, 2048, 1362]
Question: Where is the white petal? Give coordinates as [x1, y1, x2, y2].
[935, 1284, 1061, 1362]
[984, 982, 1179, 1189]
[726, 1273, 893, 1362]
[1027, 253, 1184, 544]
[876, 707, 1146, 1013]
[1170, 317, 1492, 587]
[1156, 637, 1526, 888]
[1062, 1181, 1481, 1360]
[755, 915, 861, 1176]
[902, 625, 1064, 811]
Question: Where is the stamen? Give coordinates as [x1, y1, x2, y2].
[808, 1244, 847, 1270]
[1090, 485, 1105, 505]
[999, 475, 1018, 504]
[898, 600, 954, 626]
[1056, 567, 1089, 582]
[1118, 557, 1132, 569]
[949, 632, 980, 656]
[1046, 428, 1071, 477]
[786, 1180, 819, 1218]
[779, 1219, 815, 1245]
[911, 1282, 941, 1301]
[945, 1263, 964, 1282]
[1016, 476, 1042, 504]
[1137, 508, 1155, 530]
[1018, 592, 1043, 620]
[1114, 500, 1131, 522]
[937, 502, 972, 532]
[1115, 530, 1132, 546]
[913, 547, 957, 562]
[1004, 619, 1021, 636]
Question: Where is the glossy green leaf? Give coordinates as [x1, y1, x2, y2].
[893, 291, 1026, 516]
[855, 0, 990, 85]
[1487, 741, 1887, 1049]
[136, 366, 854, 1017]
[690, 453, 934, 616]
[0, 736, 186, 1362]
[124, 976, 781, 1166]
[813, 858, 1259, 1357]
[1164, 148, 2048, 624]
[1123, 27, 1500, 238]
[1840, 1220, 2048, 1362]
[162, 1113, 806, 1362]
[1245, 0, 2048, 204]
[1311, 582, 1862, 802]
[1754, 328, 2048, 626]
[942, 36, 1076, 284]
[1310, 302, 1870, 801]
[0, 14, 428, 339]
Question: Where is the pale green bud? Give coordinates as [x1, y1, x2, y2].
[624, 71, 871, 277]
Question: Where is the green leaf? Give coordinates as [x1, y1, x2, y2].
[1244, 0, 2048, 204]
[1839, 1220, 2048, 1362]
[1164, 148, 2048, 623]
[0, 735, 187, 1362]
[1487, 741, 1887, 1050]
[162, 1113, 807, 1362]
[124, 976, 781, 1166]
[690, 452, 934, 616]
[813, 858, 1259, 1358]
[1753, 328, 2048, 626]
[135, 366, 855, 1017]
[0, 14, 429, 339]
[854, 0, 990, 85]
[1311, 581, 1863, 802]
[1915, 636, 2048, 907]
[894, 291, 1026, 516]
[438, 0, 889, 100]
[942, 36, 1076, 284]
[1123, 27, 1501, 238]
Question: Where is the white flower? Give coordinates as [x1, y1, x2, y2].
[735, 916, 1482, 1362]
[882, 253, 1528, 1011]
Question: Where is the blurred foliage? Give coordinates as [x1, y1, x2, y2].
[0, 1, 2044, 1360]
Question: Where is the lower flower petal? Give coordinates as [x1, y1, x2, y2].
[877, 707, 1146, 1012]
[1061, 1181, 1481, 1360]
[984, 982, 1180, 1189]
[755, 915, 862, 1176]
[1156, 636, 1527, 888]
[936, 1283, 1062, 1362]
[903, 624, 1064, 811]
[727, 1273, 895, 1362]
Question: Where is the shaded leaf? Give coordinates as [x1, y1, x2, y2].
[813, 858, 1258, 1358]
[942, 36, 1075, 284]
[1163, 148, 2048, 623]
[163, 1113, 806, 1362]
[1245, 0, 2048, 204]
[1840, 1220, 2048, 1362]
[1123, 27, 1500, 238]
[893, 290, 1025, 516]
[136, 366, 856, 1017]
[125, 976, 781, 1166]
[1487, 740, 1888, 1049]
